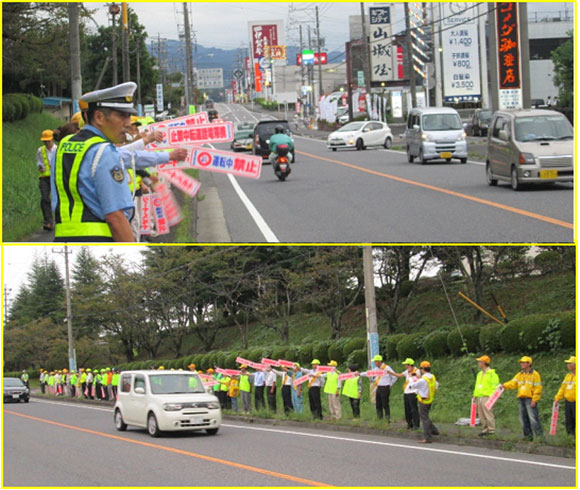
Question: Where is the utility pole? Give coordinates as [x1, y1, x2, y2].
[360, 3, 372, 97]
[308, 25, 313, 116]
[53, 246, 75, 373]
[432, 3, 443, 106]
[68, 3, 82, 114]
[488, 3, 499, 112]
[316, 6, 323, 99]
[478, 3, 489, 108]
[404, 3, 417, 108]
[109, 3, 120, 86]
[121, 2, 130, 82]
[363, 246, 379, 403]
[299, 24, 305, 116]
[183, 3, 194, 109]
[519, 3, 531, 109]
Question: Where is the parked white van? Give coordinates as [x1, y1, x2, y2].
[114, 370, 221, 437]
[405, 107, 468, 164]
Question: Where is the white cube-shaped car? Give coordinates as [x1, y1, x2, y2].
[114, 370, 222, 437]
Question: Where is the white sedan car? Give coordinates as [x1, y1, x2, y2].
[114, 371, 221, 437]
[327, 121, 393, 151]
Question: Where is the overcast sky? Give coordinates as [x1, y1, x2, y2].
[86, 2, 572, 51]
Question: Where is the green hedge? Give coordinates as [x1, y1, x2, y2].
[327, 341, 345, 364]
[479, 324, 503, 353]
[3, 93, 43, 122]
[559, 311, 575, 348]
[385, 334, 407, 359]
[312, 341, 332, 364]
[500, 323, 523, 353]
[346, 348, 367, 370]
[509, 311, 575, 352]
[423, 331, 450, 358]
[447, 326, 481, 356]
[342, 338, 366, 359]
[534, 250, 562, 274]
[396, 333, 424, 360]
[298, 343, 315, 365]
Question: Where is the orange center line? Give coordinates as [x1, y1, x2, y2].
[296, 150, 574, 231]
[4, 410, 332, 488]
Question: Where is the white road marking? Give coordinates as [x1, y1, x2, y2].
[25, 399, 574, 471]
[221, 423, 575, 471]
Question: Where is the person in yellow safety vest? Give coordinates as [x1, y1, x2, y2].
[21, 370, 30, 389]
[503, 356, 544, 441]
[239, 365, 252, 413]
[106, 367, 114, 399]
[51, 82, 138, 242]
[47, 372, 55, 393]
[408, 361, 440, 444]
[473, 355, 500, 437]
[389, 358, 420, 430]
[100, 369, 109, 400]
[94, 369, 102, 400]
[70, 371, 77, 397]
[341, 364, 362, 418]
[36, 129, 57, 231]
[219, 375, 232, 410]
[554, 356, 576, 436]
[112, 369, 120, 399]
[79, 368, 87, 398]
[324, 360, 342, 420]
[86, 368, 94, 399]
[188, 363, 196, 372]
[228, 374, 240, 412]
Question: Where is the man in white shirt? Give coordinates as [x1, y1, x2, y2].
[390, 358, 420, 430]
[264, 366, 278, 412]
[253, 369, 266, 410]
[272, 366, 294, 414]
[369, 355, 398, 422]
[408, 361, 440, 443]
[301, 359, 325, 419]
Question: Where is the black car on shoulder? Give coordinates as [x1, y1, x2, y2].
[208, 109, 219, 122]
[4, 377, 30, 403]
[252, 120, 295, 162]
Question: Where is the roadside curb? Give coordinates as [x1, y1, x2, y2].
[31, 395, 573, 459]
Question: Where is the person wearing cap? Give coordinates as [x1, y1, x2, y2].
[473, 355, 500, 437]
[272, 366, 294, 415]
[228, 373, 240, 412]
[324, 360, 342, 420]
[341, 364, 362, 418]
[367, 354, 398, 422]
[408, 361, 440, 443]
[239, 365, 252, 413]
[290, 363, 305, 414]
[264, 366, 278, 412]
[302, 359, 325, 420]
[188, 363, 196, 372]
[253, 366, 266, 410]
[51, 82, 138, 242]
[39, 369, 46, 394]
[503, 356, 544, 441]
[554, 356, 576, 436]
[390, 358, 421, 430]
[20, 370, 29, 389]
[36, 129, 57, 231]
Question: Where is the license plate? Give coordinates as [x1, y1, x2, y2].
[440, 152, 452, 159]
[540, 169, 558, 179]
[245, 145, 252, 149]
[12, 394, 20, 399]
[189, 417, 203, 425]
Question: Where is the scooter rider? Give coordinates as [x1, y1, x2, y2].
[268, 125, 294, 164]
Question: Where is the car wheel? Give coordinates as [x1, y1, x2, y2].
[419, 149, 427, 165]
[356, 138, 365, 151]
[486, 163, 498, 186]
[147, 413, 161, 437]
[206, 428, 219, 436]
[24, 398, 29, 403]
[332, 148, 337, 152]
[460, 158, 467, 164]
[115, 409, 127, 431]
[383, 137, 392, 149]
[407, 147, 414, 163]
[510, 166, 521, 191]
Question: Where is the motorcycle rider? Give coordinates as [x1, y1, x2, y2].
[268, 125, 294, 164]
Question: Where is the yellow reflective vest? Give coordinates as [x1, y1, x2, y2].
[417, 373, 437, 405]
[503, 369, 543, 402]
[39, 146, 51, 178]
[555, 373, 576, 403]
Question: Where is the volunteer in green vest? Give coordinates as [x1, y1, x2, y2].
[341, 364, 362, 418]
[239, 365, 252, 413]
[20, 370, 30, 389]
[473, 355, 500, 437]
[220, 375, 232, 410]
[70, 371, 78, 397]
[111, 369, 120, 399]
[100, 369, 109, 400]
[324, 360, 342, 420]
[94, 369, 102, 399]
[36, 130, 57, 231]
[408, 361, 440, 444]
[50, 82, 138, 242]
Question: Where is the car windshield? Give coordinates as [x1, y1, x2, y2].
[515, 115, 573, 142]
[337, 107, 348, 115]
[149, 374, 205, 394]
[479, 110, 492, 121]
[338, 122, 364, 132]
[4, 378, 24, 387]
[235, 130, 253, 139]
[257, 122, 290, 137]
[422, 114, 463, 131]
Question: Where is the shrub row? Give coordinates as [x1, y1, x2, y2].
[3, 93, 43, 122]
[110, 311, 575, 372]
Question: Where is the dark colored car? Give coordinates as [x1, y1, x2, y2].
[4, 377, 30, 403]
[205, 99, 215, 110]
[208, 109, 219, 122]
[471, 109, 493, 137]
[252, 120, 295, 162]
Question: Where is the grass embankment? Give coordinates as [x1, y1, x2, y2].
[221, 351, 574, 448]
[2, 112, 65, 241]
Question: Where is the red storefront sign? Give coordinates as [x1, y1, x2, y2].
[496, 2, 520, 89]
[251, 24, 278, 59]
[296, 52, 328, 66]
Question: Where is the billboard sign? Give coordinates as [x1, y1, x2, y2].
[369, 7, 394, 82]
[496, 2, 523, 109]
[249, 21, 284, 61]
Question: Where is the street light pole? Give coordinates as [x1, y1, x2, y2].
[363, 246, 379, 403]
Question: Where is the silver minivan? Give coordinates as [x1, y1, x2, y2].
[405, 107, 468, 164]
[486, 110, 574, 190]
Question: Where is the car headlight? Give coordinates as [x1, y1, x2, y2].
[206, 402, 220, 410]
[348, 139, 355, 145]
[163, 403, 183, 411]
[519, 152, 535, 164]
[457, 132, 467, 141]
[422, 133, 434, 142]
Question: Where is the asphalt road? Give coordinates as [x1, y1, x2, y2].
[209, 103, 573, 243]
[3, 399, 575, 487]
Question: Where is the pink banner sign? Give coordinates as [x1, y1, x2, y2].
[485, 385, 505, 411]
[161, 169, 201, 198]
[236, 357, 252, 365]
[315, 366, 336, 373]
[250, 362, 266, 370]
[550, 401, 559, 436]
[262, 358, 280, 367]
[140, 194, 151, 235]
[167, 122, 234, 148]
[338, 372, 357, 381]
[199, 374, 213, 380]
[225, 369, 241, 376]
[144, 113, 210, 151]
[293, 374, 310, 388]
[278, 359, 296, 368]
[203, 380, 219, 387]
[470, 399, 477, 427]
[215, 368, 228, 375]
[364, 369, 386, 377]
[156, 182, 183, 227]
[151, 194, 170, 235]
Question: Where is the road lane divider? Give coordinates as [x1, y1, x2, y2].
[296, 150, 573, 230]
[4, 410, 331, 487]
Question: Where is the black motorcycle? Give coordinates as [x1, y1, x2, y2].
[273, 144, 292, 182]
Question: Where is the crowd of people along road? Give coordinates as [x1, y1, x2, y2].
[32, 354, 575, 444]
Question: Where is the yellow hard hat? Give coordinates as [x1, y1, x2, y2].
[328, 360, 338, 367]
[564, 356, 576, 364]
[477, 355, 491, 365]
[420, 361, 431, 368]
[40, 130, 54, 141]
[158, 366, 165, 370]
[402, 358, 415, 366]
[71, 111, 82, 124]
[373, 355, 383, 362]
[311, 359, 320, 365]
[518, 356, 533, 364]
